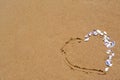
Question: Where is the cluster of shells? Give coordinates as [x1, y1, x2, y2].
[84, 29, 115, 72]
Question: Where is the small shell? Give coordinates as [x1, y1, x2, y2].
[85, 35, 89, 38]
[93, 31, 98, 36]
[105, 67, 109, 72]
[109, 63, 113, 67]
[108, 55, 113, 60]
[104, 42, 109, 47]
[106, 43, 111, 48]
[103, 35, 110, 41]
[88, 32, 93, 36]
[103, 31, 107, 35]
[103, 39, 110, 43]
[106, 50, 112, 54]
[106, 41, 115, 48]
[96, 29, 101, 34]
[84, 38, 89, 42]
[100, 32, 104, 36]
[111, 53, 115, 56]
[110, 41, 115, 48]
[105, 59, 112, 67]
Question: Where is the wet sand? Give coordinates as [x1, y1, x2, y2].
[0, 0, 120, 80]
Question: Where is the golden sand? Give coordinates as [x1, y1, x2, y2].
[0, 0, 120, 80]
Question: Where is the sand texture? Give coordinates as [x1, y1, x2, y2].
[0, 0, 120, 80]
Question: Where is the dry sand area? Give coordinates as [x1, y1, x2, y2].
[0, 0, 120, 80]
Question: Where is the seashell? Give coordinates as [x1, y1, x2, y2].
[96, 29, 101, 34]
[103, 31, 107, 35]
[88, 32, 93, 36]
[85, 34, 89, 38]
[106, 50, 112, 54]
[105, 59, 112, 67]
[105, 67, 109, 72]
[111, 53, 115, 56]
[108, 55, 113, 60]
[93, 31, 98, 36]
[96, 29, 104, 36]
[104, 42, 109, 46]
[103, 35, 110, 41]
[84, 38, 89, 42]
[100, 32, 104, 36]
[106, 42, 111, 48]
[103, 39, 110, 43]
[109, 63, 112, 67]
[106, 41, 115, 48]
[110, 41, 115, 48]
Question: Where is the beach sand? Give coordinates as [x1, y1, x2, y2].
[0, 0, 120, 80]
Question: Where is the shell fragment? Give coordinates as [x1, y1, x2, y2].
[106, 50, 112, 54]
[88, 32, 93, 36]
[103, 31, 107, 35]
[96, 29, 101, 34]
[93, 31, 98, 36]
[84, 38, 89, 42]
[105, 67, 109, 72]
[111, 53, 115, 56]
[108, 55, 113, 60]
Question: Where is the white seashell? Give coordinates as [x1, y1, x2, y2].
[103, 31, 107, 35]
[106, 50, 112, 54]
[96, 29, 101, 34]
[104, 42, 109, 47]
[111, 53, 115, 56]
[104, 39, 110, 43]
[109, 63, 112, 67]
[105, 59, 112, 67]
[110, 41, 115, 48]
[88, 32, 93, 36]
[93, 31, 98, 36]
[103, 35, 110, 41]
[85, 34, 89, 38]
[106, 43, 111, 48]
[106, 41, 115, 48]
[108, 55, 113, 60]
[84, 38, 89, 42]
[105, 67, 109, 72]
[100, 32, 104, 36]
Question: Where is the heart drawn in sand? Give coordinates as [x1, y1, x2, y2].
[60, 29, 115, 75]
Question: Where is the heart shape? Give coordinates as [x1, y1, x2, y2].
[60, 29, 115, 75]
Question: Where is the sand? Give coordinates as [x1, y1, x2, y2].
[0, 0, 120, 80]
